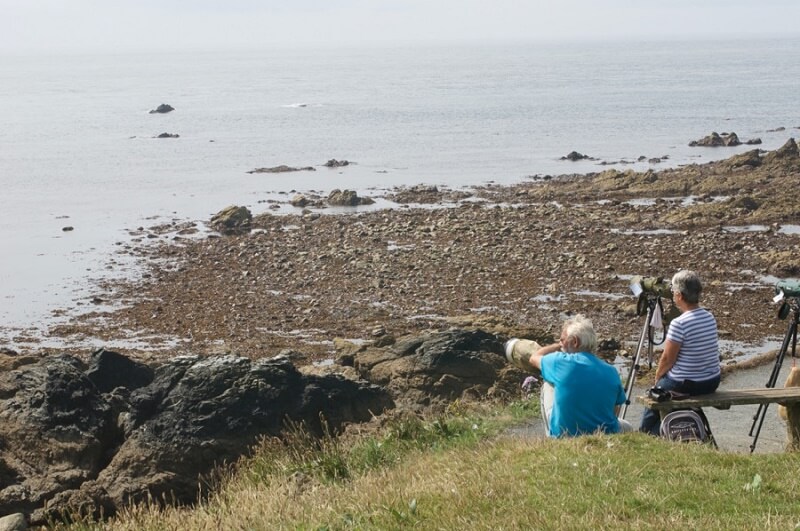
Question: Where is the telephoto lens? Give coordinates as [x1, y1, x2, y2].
[504, 338, 541, 370]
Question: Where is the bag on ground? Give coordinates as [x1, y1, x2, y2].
[659, 408, 714, 444]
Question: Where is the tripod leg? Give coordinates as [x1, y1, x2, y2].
[622, 318, 650, 419]
[750, 316, 798, 451]
[750, 403, 770, 453]
[749, 347, 787, 438]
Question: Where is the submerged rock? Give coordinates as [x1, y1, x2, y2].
[247, 165, 316, 174]
[323, 159, 351, 168]
[561, 151, 592, 161]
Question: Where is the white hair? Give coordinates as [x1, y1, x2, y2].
[563, 314, 597, 354]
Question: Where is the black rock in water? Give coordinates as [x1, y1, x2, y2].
[149, 103, 174, 114]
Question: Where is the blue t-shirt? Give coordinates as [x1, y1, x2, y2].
[540, 352, 626, 437]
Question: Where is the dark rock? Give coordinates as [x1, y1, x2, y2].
[323, 159, 351, 168]
[373, 334, 396, 348]
[247, 165, 316, 174]
[148, 104, 174, 114]
[86, 349, 154, 394]
[352, 329, 507, 408]
[1, 353, 394, 523]
[209, 205, 252, 234]
[155, 133, 179, 138]
[598, 338, 621, 352]
[561, 151, 590, 161]
[688, 131, 741, 147]
[57, 355, 391, 520]
[0, 355, 116, 518]
[745, 138, 762, 145]
[61, 226, 74, 232]
[732, 196, 760, 211]
[290, 195, 310, 208]
[327, 189, 375, 207]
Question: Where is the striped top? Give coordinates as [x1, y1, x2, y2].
[666, 307, 721, 381]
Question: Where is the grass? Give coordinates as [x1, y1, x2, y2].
[55, 398, 800, 530]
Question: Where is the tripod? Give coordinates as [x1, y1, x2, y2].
[621, 295, 667, 419]
[748, 298, 800, 453]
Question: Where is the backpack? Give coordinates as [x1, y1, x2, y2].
[659, 408, 717, 447]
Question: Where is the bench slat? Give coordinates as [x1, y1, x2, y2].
[637, 387, 800, 410]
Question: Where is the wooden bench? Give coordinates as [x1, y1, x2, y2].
[637, 387, 800, 449]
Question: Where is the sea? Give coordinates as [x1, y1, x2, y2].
[1, 37, 800, 346]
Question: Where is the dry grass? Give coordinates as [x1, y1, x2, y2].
[61, 401, 800, 530]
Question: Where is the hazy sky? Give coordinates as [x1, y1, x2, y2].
[2, 0, 799, 53]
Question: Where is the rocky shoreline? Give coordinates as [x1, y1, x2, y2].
[26, 139, 799, 370]
[1, 140, 799, 525]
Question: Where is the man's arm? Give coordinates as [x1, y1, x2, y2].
[528, 342, 562, 371]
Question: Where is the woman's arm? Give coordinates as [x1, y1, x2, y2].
[654, 339, 681, 382]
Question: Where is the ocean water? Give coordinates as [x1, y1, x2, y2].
[1, 38, 799, 342]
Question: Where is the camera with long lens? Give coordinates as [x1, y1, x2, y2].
[631, 276, 672, 299]
[775, 279, 800, 320]
[630, 276, 673, 317]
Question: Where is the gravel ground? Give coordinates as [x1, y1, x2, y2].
[29, 140, 800, 369]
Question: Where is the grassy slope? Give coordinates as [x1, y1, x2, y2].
[65, 401, 800, 531]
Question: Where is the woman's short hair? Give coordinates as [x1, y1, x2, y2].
[672, 269, 703, 304]
[563, 314, 597, 354]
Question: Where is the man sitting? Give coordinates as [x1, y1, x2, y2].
[512, 314, 632, 437]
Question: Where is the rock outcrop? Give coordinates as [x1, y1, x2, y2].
[0, 355, 118, 519]
[0, 331, 521, 523]
[327, 189, 375, 207]
[323, 159, 351, 168]
[764, 138, 799, 164]
[343, 329, 514, 408]
[561, 151, 592, 161]
[210, 205, 252, 234]
[723, 149, 763, 169]
[0, 351, 393, 523]
[687, 131, 762, 147]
